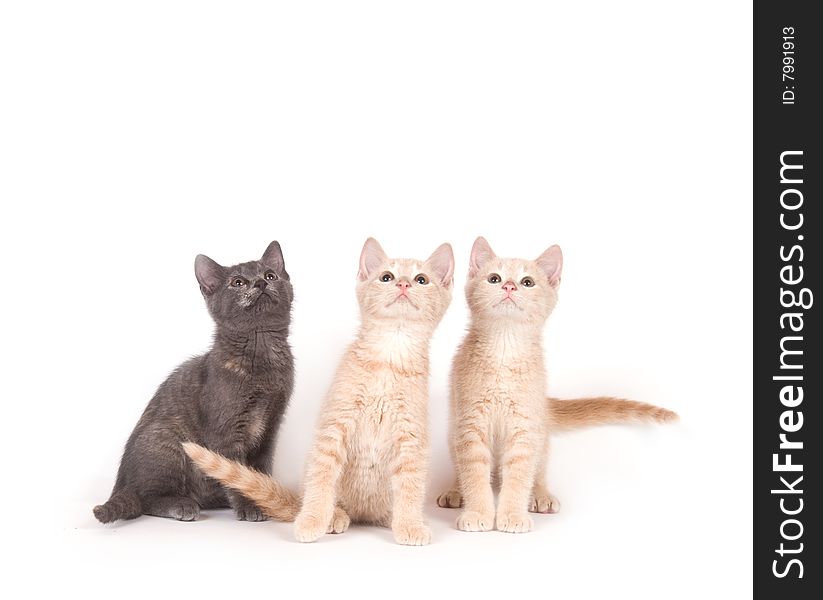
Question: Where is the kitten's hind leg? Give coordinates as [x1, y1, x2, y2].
[327, 506, 350, 534]
[143, 496, 201, 521]
[436, 483, 463, 508]
[529, 486, 561, 514]
[437, 425, 463, 508]
[529, 433, 560, 514]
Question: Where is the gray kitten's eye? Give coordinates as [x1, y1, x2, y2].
[232, 278, 246, 287]
[265, 271, 277, 281]
[488, 274, 501, 284]
[415, 274, 429, 285]
[380, 272, 395, 282]
[521, 277, 535, 287]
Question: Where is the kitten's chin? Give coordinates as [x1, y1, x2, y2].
[381, 295, 420, 313]
[247, 292, 279, 310]
[475, 302, 527, 321]
[369, 301, 426, 322]
[495, 299, 524, 312]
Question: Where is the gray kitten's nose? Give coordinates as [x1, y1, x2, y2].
[253, 279, 267, 290]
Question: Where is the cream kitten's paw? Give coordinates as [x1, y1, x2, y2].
[294, 513, 327, 543]
[436, 489, 463, 508]
[392, 520, 432, 546]
[529, 491, 561, 514]
[496, 511, 534, 533]
[327, 507, 350, 534]
[456, 510, 494, 532]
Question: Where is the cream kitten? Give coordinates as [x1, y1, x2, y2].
[437, 237, 676, 533]
[185, 238, 454, 545]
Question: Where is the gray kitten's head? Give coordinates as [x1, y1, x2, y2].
[194, 241, 293, 332]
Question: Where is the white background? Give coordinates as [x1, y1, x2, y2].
[1, 1, 752, 598]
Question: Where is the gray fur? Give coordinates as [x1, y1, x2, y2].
[94, 241, 295, 523]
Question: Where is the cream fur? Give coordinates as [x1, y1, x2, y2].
[293, 238, 454, 545]
[437, 237, 677, 533]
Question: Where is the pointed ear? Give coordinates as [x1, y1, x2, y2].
[358, 238, 388, 281]
[468, 236, 496, 278]
[535, 245, 563, 287]
[261, 240, 289, 279]
[426, 243, 455, 287]
[195, 254, 225, 296]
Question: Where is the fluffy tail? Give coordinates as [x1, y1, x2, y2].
[93, 488, 142, 523]
[549, 397, 678, 431]
[182, 442, 300, 521]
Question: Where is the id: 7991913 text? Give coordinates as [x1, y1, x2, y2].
[782, 27, 796, 105]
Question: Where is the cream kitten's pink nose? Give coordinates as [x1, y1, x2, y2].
[503, 281, 517, 294]
[397, 280, 411, 295]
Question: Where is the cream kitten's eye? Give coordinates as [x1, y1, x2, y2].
[232, 278, 246, 287]
[488, 274, 501, 284]
[415, 274, 429, 285]
[265, 271, 277, 281]
[380, 272, 395, 282]
[521, 277, 535, 287]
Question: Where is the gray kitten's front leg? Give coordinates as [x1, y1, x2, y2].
[228, 492, 268, 522]
[208, 442, 270, 522]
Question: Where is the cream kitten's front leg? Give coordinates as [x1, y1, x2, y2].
[496, 422, 540, 533]
[294, 412, 353, 543]
[454, 420, 495, 532]
[389, 417, 431, 546]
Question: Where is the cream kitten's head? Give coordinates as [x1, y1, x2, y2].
[356, 238, 454, 326]
[465, 236, 562, 325]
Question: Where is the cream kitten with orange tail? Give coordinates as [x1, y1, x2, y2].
[437, 237, 676, 533]
[186, 238, 454, 545]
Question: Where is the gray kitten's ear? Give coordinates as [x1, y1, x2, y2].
[468, 236, 496, 278]
[195, 254, 225, 296]
[358, 237, 388, 281]
[262, 240, 289, 279]
[426, 243, 455, 287]
[536, 245, 563, 287]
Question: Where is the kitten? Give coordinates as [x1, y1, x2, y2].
[437, 237, 677, 533]
[93, 241, 296, 523]
[185, 238, 454, 545]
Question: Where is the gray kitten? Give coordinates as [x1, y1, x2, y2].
[94, 241, 294, 523]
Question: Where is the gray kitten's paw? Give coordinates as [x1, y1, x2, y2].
[170, 499, 201, 521]
[235, 505, 268, 521]
[436, 489, 463, 508]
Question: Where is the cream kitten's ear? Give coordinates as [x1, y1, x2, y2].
[358, 237, 389, 281]
[469, 236, 496, 278]
[426, 243, 455, 287]
[536, 245, 563, 286]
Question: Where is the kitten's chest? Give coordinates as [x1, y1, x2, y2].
[220, 343, 293, 390]
[358, 376, 422, 425]
[207, 346, 292, 415]
[457, 335, 546, 408]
